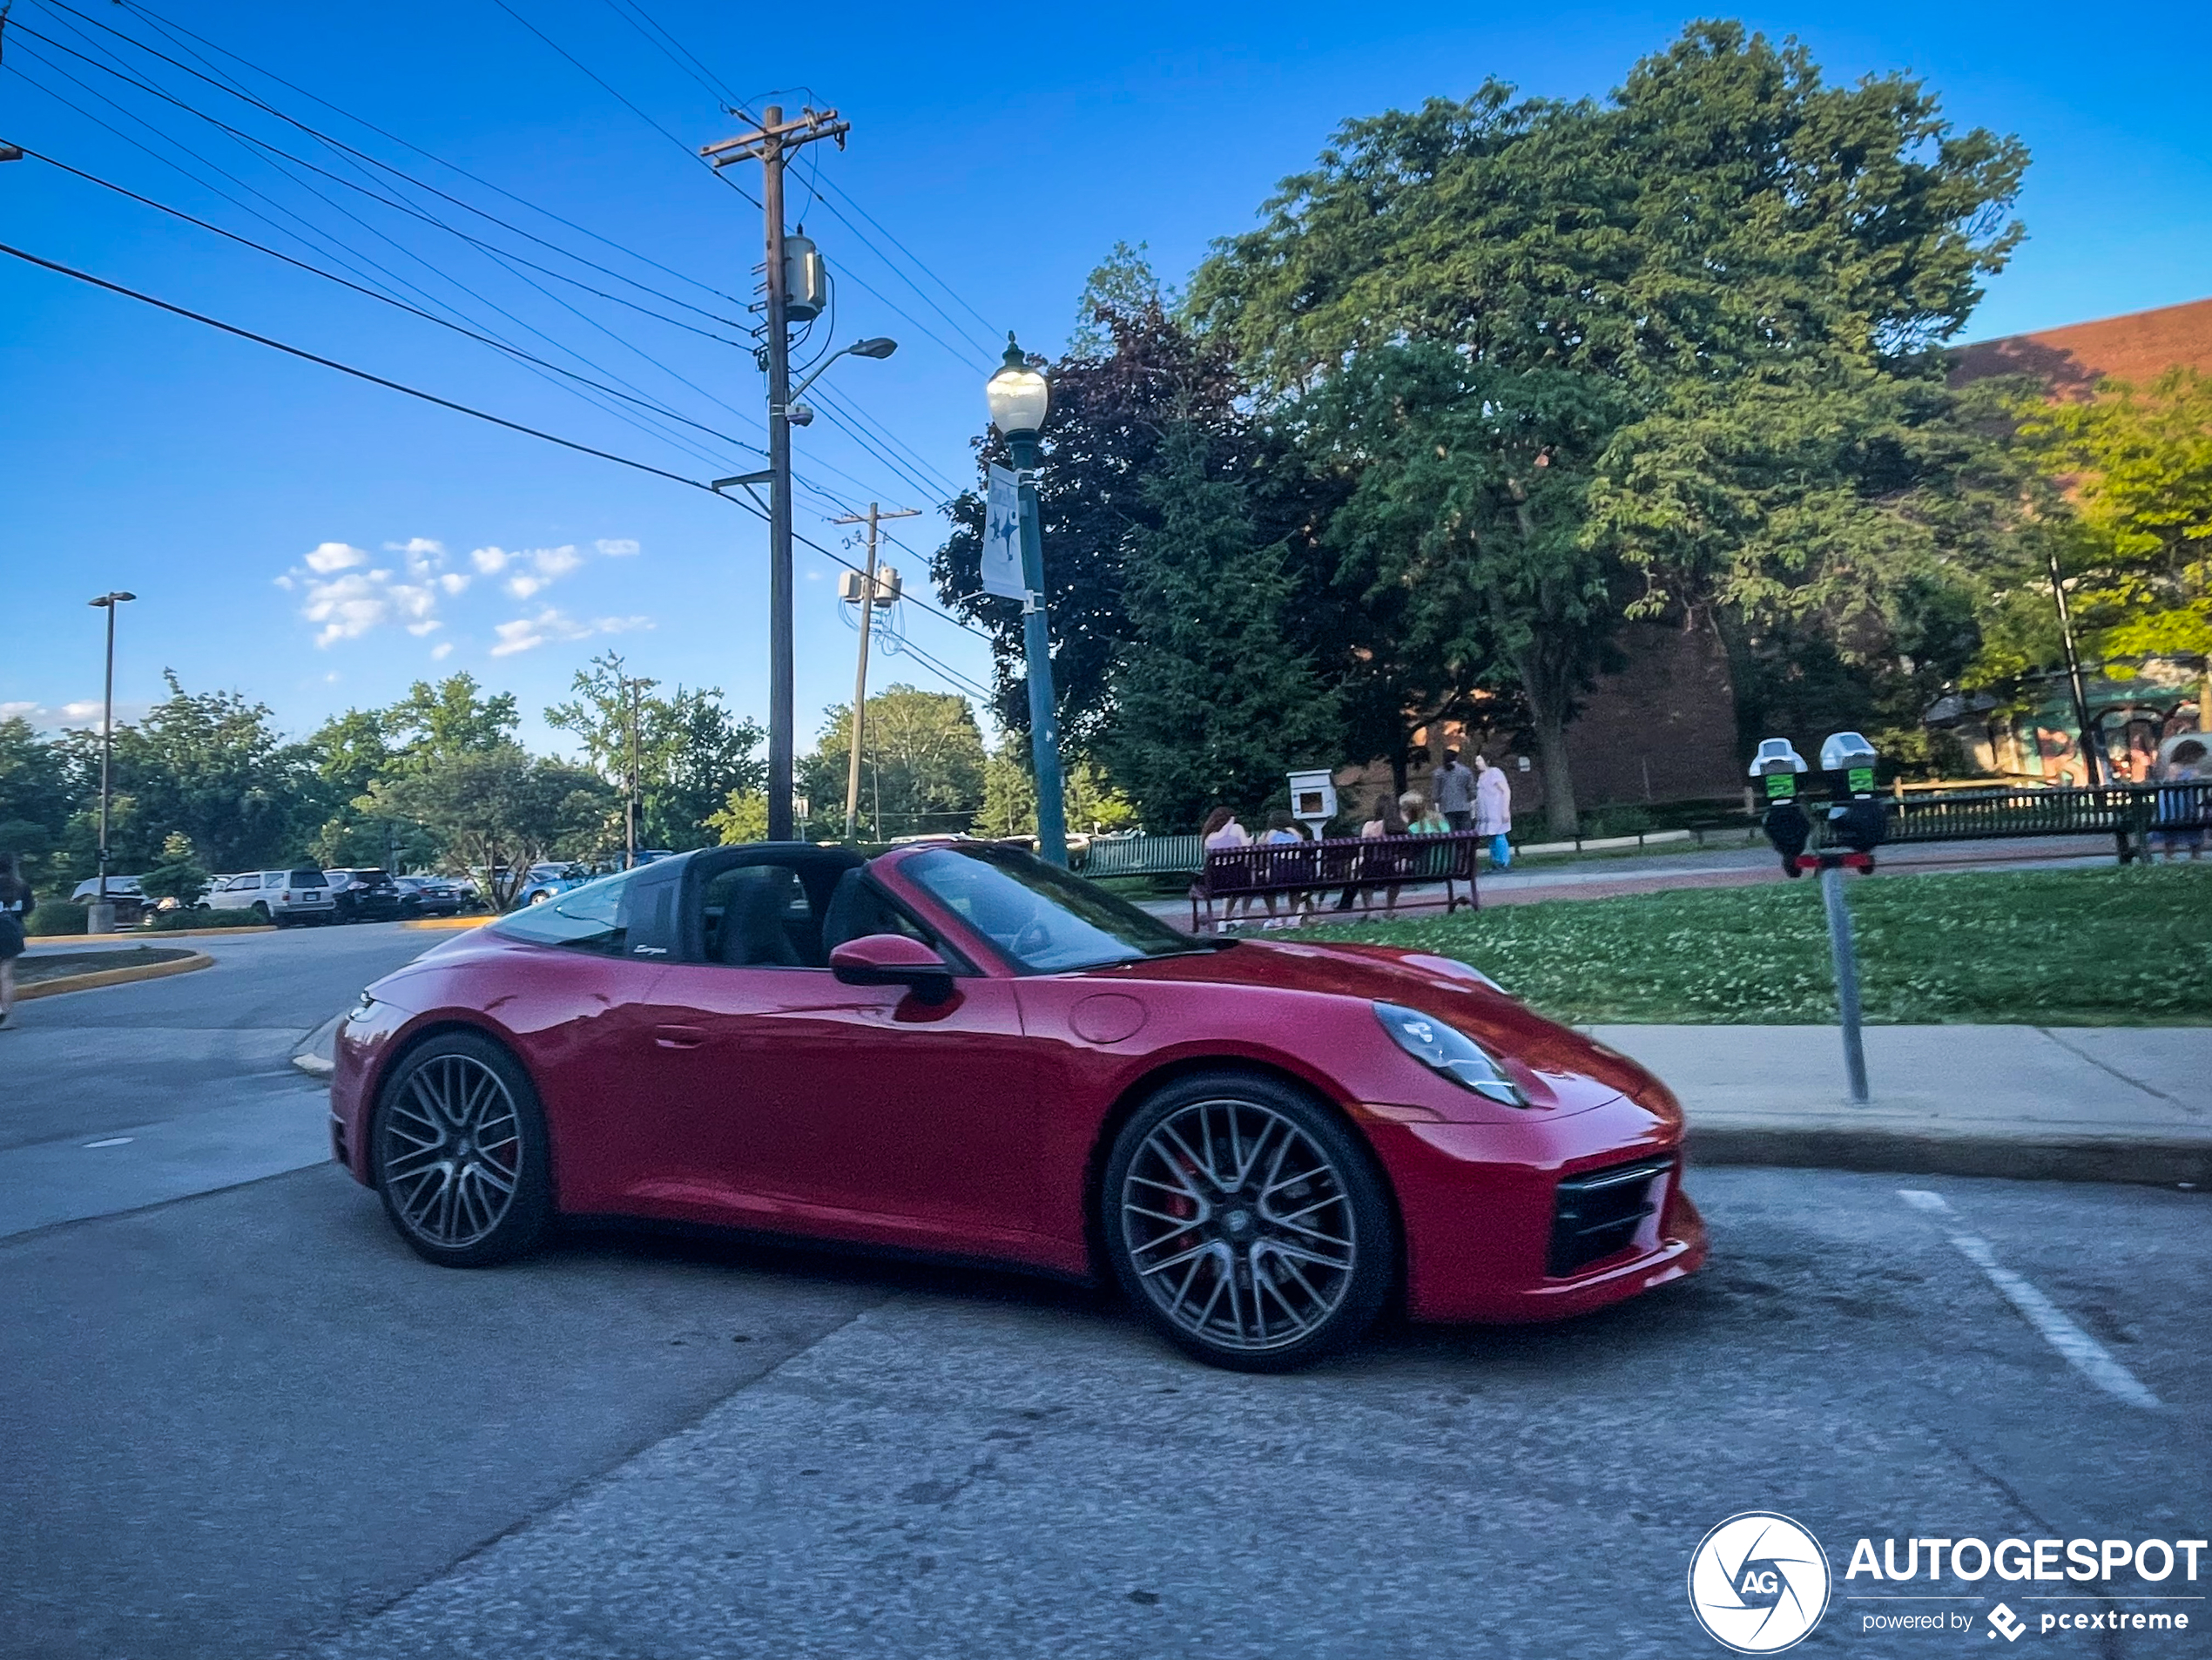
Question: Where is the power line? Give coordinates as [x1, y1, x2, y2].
[482, 0, 763, 210]
[112, 0, 739, 302]
[41, 0, 751, 318]
[0, 238, 726, 490]
[15, 140, 769, 458]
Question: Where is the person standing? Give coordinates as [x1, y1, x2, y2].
[1433, 748, 1477, 833]
[0, 864, 30, 1029]
[1473, 754, 1515, 869]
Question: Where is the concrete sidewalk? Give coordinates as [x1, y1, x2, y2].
[1591, 1023, 2211, 1187]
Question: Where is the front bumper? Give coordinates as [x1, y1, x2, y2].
[1364, 1091, 1707, 1323]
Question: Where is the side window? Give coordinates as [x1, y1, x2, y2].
[701, 862, 821, 968]
[487, 867, 642, 957]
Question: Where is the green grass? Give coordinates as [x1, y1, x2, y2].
[1302, 864, 2212, 1026]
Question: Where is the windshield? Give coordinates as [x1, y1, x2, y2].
[899, 844, 1197, 974]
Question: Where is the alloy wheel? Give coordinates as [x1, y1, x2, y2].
[378, 1052, 523, 1249]
[1118, 1097, 1358, 1354]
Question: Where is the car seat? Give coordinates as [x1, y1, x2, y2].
[718, 870, 803, 967]
[819, 868, 913, 954]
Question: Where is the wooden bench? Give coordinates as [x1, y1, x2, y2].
[1189, 833, 1485, 933]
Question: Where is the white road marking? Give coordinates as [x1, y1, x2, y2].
[1898, 1189, 2161, 1410]
[82, 1137, 135, 1149]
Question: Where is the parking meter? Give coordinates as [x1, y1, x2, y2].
[1818, 732, 1886, 857]
[1750, 739, 1811, 876]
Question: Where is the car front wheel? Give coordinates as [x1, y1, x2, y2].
[372, 1030, 552, 1267]
[1102, 1072, 1396, 1373]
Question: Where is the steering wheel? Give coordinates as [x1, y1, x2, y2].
[1009, 916, 1054, 959]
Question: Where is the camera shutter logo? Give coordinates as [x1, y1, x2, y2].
[1687, 1512, 1831, 1653]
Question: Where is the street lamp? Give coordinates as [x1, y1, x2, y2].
[87, 590, 136, 933]
[986, 334, 1069, 867]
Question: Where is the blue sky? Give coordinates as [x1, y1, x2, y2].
[3, 0, 2208, 759]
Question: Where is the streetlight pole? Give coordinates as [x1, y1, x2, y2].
[985, 336, 1069, 867]
[832, 502, 919, 841]
[87, 590, 135, 933]
[2046, 542, 2103, 786]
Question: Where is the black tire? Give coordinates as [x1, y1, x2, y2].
[1102, 1070, 1396, 1373]
[251, 901, 271, 923]
[371, 1029, 553, 1267]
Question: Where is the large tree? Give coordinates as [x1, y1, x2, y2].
[545, 651, 765, 850]
[798, 685, 986, 842]
[360, 744, 612, 908]
[1192, 23, 2028, 819]
[1098, 425, 1344, 829]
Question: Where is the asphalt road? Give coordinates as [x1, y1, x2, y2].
[4, 921, 2204, 1658]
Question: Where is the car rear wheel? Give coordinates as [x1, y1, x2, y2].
[1103, 1072, 1395, 1373]
[372, 1031, 552, 1267]
[251, 901, 270, 921]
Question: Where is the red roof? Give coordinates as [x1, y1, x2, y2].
[1951, 295, 2212, 393]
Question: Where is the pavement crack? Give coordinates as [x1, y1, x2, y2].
[2033, 1028, 2193, 1113]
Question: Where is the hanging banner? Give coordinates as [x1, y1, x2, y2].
[981, 464, 1027, 600]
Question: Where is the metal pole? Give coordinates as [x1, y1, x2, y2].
[1006, 429, 1069, 867]
[844, 503, 879, 839]
[761, 106, 795, 842]
[1820, 863, 1869, 1103]
[625, 673, 640, 867]
[98, 597, 117, 905]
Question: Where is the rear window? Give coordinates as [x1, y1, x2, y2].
[290, 870, 327, 887]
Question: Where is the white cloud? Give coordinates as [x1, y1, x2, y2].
[305, 542, 368, 575]
[60, 700, 102, 721]
[3, 699, 151, 732]
[0, 700, 38, 719]
[430, 641, 454, 661]
[596, 537, 640, 557]
[388, 537, 447, 579]
[489, 608, 652, 657]
[437, 572, 470, 596]
[533, 545, 583, 579]
[471, 546, 513, 575]
[505, 573, 549, 600]
[301, 571, 393, 647]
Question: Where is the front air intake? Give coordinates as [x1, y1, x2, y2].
[1547, 1156, 1671, 1278]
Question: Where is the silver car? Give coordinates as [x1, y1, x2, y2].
[205, 868, 337, 925]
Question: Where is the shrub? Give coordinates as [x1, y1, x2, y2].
[142, 906, 267, 932]
[27, 899, 85, 936]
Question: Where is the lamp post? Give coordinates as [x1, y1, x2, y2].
[87, 590, 136, 933]
[985, 335, 1069, 867]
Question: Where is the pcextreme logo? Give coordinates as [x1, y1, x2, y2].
[1689, 1512, 1833, 1653]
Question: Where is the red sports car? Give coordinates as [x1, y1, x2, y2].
[330, 840, 1705, 1371]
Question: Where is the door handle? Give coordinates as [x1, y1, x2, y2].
[654, 1024, 706, 1050]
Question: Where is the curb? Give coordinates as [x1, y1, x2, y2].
[17, 951, 215, 1001]
[400, 915, 487, 932]
[291, 1010, 343, 1080]
[25, 925, 276, 944]
[1687, 1124, 2212, 1189]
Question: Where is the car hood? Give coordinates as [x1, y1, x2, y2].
[1082, 938, 1673, 1116]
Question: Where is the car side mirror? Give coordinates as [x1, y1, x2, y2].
[828, 934, 955, 1003]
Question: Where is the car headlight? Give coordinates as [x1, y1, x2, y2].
[347, 990, 380, 1022]
[1373, 1002, 1527, 1105]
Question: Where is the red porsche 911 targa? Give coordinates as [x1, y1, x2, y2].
[331, 840, 1706, 1371]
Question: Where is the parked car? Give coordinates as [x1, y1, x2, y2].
[512, 862, 590, 908]
[70, 874, 149, 924]
[205, 868, 338, 925]
[332, 839, 1706, 1373]
[392, 874, 464, 917]
[325, 868, 404, 924]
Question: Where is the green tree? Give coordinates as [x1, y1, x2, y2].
[85, 672, 313, 873]
[545, 651, 765, 850]
[2006, 369, 2212, 710]
[139, 831, 211, 909]
[0, 715, 77, 882]
[1192, 23, 2027, 818]
[1098, 426, 1343, 829]
[706, 789, 769, 845]
[361, 745, 614, 908]
[799, 685, 987, 841]
[971, 734, 1137, 838]
[384, 673, 519, 772]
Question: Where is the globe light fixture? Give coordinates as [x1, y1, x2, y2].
[985, 336, 1050, 439]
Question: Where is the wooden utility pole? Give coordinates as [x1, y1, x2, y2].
[701, 105, 848, 842]
[832, 504, 919, 840]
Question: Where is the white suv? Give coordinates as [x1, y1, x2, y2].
[206, 868, 338, 925]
